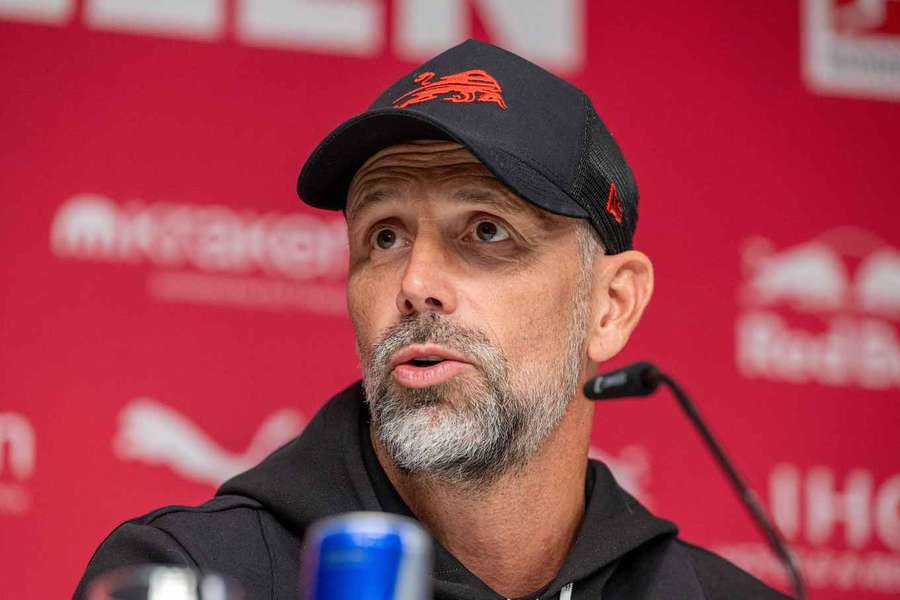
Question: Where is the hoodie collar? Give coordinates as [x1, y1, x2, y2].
[219, 381, 678, 599]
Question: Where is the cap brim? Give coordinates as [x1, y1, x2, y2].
[296, 108, 588, 220]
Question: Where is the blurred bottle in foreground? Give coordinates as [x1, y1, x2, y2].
[301, 512, 432, 600]
[86, 565, 243, 600]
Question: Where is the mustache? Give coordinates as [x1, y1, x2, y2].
[365, 314, 503, 376]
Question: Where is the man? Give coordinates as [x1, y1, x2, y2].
[76, 40, 789, 599]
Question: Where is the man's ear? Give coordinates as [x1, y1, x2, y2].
[586, 250, 654, 363]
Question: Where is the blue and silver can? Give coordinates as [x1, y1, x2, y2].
[300, 512, 432, 600]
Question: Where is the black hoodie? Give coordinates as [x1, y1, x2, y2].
[75, 383, 789, 599]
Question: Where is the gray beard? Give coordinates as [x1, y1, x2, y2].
[360, 295, 589, 488]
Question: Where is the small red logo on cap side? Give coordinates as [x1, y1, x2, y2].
[393, 70, 508, 110]
[606, 181, 623, 224]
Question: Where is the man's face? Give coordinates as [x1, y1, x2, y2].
[345, 140, 595, 486]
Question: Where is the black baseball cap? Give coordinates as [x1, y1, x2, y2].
[297, 39, 638, 254]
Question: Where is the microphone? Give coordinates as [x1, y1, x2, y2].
[584, 362, 806, 600]
[583, 360, 660, 399]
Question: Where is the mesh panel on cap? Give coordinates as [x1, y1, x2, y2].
[568, 103, 638, 255]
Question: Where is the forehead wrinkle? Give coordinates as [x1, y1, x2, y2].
[348, 169, 563, 232]
[348, 161, 492, 221]
[345, 140, 563, 229]
[346, 188, 398, 222]
[450, 185, 555, 225]
[347, 141, 482, 212]
[351, 159, 490, 196]
[356, 140, 481, 170]
[346, 168, 420, 219]
[348, 169, 523, 223]
[349, 144, 482, 193]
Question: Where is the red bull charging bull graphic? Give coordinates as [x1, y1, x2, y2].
[393, 69, 508, 109]
[737, 228, 900, 390]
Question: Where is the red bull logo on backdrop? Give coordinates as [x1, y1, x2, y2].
[803, 0, 900, 100]
[50, 193, 349, 314]
[736, 227, 900, 389]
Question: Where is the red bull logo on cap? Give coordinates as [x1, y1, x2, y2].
[393, 69, 508, 110]
[606, 181, 623, 224]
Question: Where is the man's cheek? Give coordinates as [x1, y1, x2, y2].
[348, 276, 385, 334]
[511, 307, 567, 366]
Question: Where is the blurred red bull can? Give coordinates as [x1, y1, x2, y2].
[300, 512, 432, 600]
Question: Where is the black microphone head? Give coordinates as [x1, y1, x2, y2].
[583, 361, 661, 400]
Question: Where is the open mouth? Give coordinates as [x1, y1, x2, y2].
[390, 345, 472, 388]
[407, 356, 446, 368]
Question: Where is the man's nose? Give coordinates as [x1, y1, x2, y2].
[396, 237, 457, 316]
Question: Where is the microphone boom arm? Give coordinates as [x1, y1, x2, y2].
[656, 373, 805, 600]
[585, 364, 806, 600]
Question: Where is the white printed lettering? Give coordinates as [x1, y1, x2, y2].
[0, 414, 35, 481]
[85, 0, 223, 39]
[395, 0, 583, 72]
[807, 467, 873, 549]
[236, 0, 382, 55]
[771, 463, 801, 539]
[0, 0, 72, 24]
[876, 474, 900, 551]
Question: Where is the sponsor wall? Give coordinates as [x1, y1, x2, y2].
[1, 1, 898, 598]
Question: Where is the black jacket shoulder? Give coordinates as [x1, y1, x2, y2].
[73, 495, 289, 600]
[680, 541, 791, 599]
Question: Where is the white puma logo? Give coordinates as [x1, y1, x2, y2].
[114, 398, 304, 487]
[113, 397, 652, 504]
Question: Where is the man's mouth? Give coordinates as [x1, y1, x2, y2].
[389, 344, 473, 388]
[408, 356, 446, 367]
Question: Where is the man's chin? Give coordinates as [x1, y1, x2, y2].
[377, 383, 444, 414]
[383, 377, 481, 412]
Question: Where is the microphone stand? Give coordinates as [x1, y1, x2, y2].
[586, 364, 806, 600]
[656, 373, 805, 600]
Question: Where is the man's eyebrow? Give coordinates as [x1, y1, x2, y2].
[345, 185, 555, 224]
[345, 188, 400, 220]
[453, 188, 553, 223]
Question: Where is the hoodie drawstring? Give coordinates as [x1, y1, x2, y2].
[505, 581, 573, 600]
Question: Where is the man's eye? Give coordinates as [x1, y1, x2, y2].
[472, 220, 510, 243]
[371, 227, 401, 250]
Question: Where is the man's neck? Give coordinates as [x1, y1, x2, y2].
[371, 398, 594, 599]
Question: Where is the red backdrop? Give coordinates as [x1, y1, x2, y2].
[1, 1, 899, 598]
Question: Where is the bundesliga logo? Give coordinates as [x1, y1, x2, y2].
[803, 0, 900, 100]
